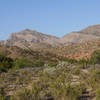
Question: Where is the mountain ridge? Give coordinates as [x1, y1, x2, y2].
[1, 24, 100, 47]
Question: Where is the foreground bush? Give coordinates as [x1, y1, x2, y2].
[11, 82, 44, 100]
[86, 69, 100, 89]
[96, 88, 100, 100]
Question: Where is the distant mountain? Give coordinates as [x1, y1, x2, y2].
[80, 24, 100, 36]
[3, 29, 61, 48]
[61, 24, 100, 45]
[1, 24, 100, 47]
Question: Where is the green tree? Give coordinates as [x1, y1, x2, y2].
[90, 50, 100, 65]
[78, 59, 88, 69]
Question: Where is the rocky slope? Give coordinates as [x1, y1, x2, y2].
[46, 39, 100, 60]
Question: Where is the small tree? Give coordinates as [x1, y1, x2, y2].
[78, 59, 88, 69]
[90, 50, 100, 68]
[67, 59, 77, 64]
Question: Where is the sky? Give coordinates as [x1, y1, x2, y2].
[0, 0, 100, 40]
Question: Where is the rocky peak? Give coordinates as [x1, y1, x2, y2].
[79, 24, 100, 36]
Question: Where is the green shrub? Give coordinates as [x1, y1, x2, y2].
[0, 97, 6, 100]
[0, 87, 6, 100]
[90, 50, 100, 65]
[87, 69, 100, 89]
[12, 82, 42, 100]
[14, 58, 44, 69]
[50, 81, 82, 100]
[96, 88, 100, 100]
[33, 59, 44, 67]
[57, 61, 70, 68]
[65, 58, 77, 64]
[0, 55, 13, 72]
[78, 59, 88, 68]
[14, 57, 34, 69]
[48, 61, 58, 67]
[72, 67, 81, 75]
[68, 59, 77, 64]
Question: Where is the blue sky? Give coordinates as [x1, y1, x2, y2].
[0, 0, 100, 40]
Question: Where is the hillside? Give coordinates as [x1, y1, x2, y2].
[1, 25, 100, 100]
[39, 39, 100, 60]
[0, 45, 65, 63]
